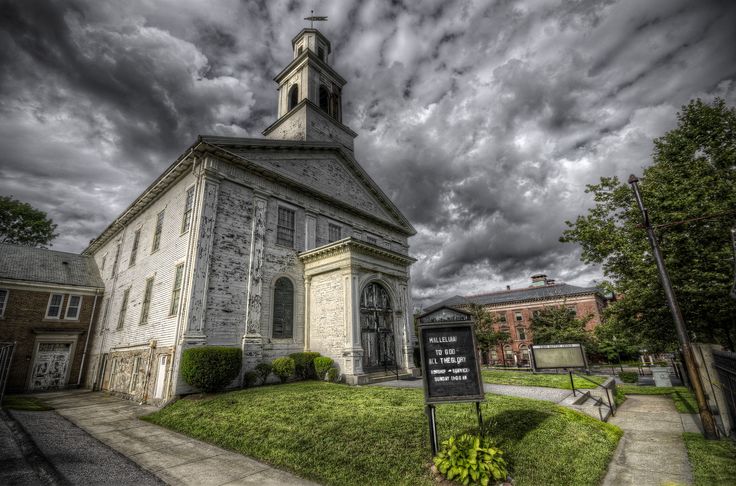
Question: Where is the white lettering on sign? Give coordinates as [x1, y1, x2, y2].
[428, 336, 458, 344]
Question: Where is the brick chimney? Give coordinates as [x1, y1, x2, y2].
[530, 274, 548, 287]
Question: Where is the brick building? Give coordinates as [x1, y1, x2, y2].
[0, 244, 103, 392]
[83, 27, 416, 404]
[425, 275, 610, 366]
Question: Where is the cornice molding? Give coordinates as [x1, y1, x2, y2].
[298, 237, 416, 266]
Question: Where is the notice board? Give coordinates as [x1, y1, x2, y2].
[530, 343, 588, 370]
[419, 321, 485, 404]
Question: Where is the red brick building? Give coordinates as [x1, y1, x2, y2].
[0, 244, 103, 392]
[424, 275, 610, 366]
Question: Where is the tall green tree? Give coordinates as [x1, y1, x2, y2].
[468, 303, 511, 365]
[561, 98, 736, 350]
[529, 306, 595, 349]
[0, 196, 58, 247]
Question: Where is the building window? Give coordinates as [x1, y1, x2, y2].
[318, 85, 329, 111]
[129, 229, 141, 267]
[497, 313, 507, 323]
[328, 223, 342, 243]
[504, 345, 514, 361]
[276, 207, 295, 247]
[516, 326, 527, 341]
[272, 277, 294, 339]
[514, 311, 523, 322]
[567, 306, 578, 316]
[288, 85, 299, 111]
[317, 46, 325, 60]
[111, 244, 121, 277]
[46, 293, 64, 318]
[0, 289, 7, 317]
[140, 278, 154, 325]
[297, 45, 303, 55]
[65, 295, 82, 320]
[117, 288, 130, 330]
[152, 211, 165, 252]
[169, 264, 184, 316]
[181, 186, 195, 234]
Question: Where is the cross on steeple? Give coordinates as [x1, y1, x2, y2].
[304, 10, 327, 29]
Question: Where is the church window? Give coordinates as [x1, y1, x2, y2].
[152, 210, 165, 252]
[139, 277, 154, 325]
[129, 229, 140, 267]
[117, 288, 130, 330]
[318, 85, 329, 112]
[272, 277, 294, 339]
[169, 264, 184, 316]
[181, 186, 195, 234]
[46, 293, 63, 319]
[328, 223, 341, 242]
[276, 207, 295, 247]
[317, 46, 324, 61]
[288, 85, 299, 111]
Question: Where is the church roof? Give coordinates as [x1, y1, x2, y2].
[0, 243, 103, 289]
[424, 283, 603, 313]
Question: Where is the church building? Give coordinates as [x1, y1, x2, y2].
[84, 28, 417, 404]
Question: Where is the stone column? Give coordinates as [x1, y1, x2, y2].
[398, 282, 413, 370]
[183, 168, 221, 344]
[304, 275, 312, 351]
[241, 193, 268, 371]
[341, 270, 363, 382]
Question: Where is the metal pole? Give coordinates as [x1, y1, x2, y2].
[628, 174, 719, 439]
[569, 370, 576, 397]
[426, 404, 439, 455]
[475, 401, 483, 429]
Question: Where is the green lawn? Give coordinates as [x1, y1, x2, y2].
[143, 382, 621, 486]
[482, 370, 606, 390]
[683, 432, 736, 485]
[1, 395, 53, 411]
[616, 385, 697, 413]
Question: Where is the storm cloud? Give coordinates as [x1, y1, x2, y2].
[1, 0, 735, 308]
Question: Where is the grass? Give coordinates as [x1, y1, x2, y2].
[482, 370, 607, 390]
[143, 382, 621, 486]
[1, 395, 53, 411]
[616, 385, 697, 413]
[683, 432, 736, 485]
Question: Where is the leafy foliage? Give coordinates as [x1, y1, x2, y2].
[618, 372, 638, 384]
[468, 303, 511, 364]
[529, 306, 594, 349]
[433, 433, 508, 486]
[243, 371, 259, 387]
[288, 351, 321, 379]
[314, 356, 335, 380]
[561, 98, 736, 350]
[272, 357, 295, 383]
[326, 367, 340, 383]
[0, 196, 58, 247]
[254, 362, 272, 385]
[180, 346, 242, 393]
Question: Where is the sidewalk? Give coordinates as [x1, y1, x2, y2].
[32, 390, 319, 486]
[602, 395, 696, 486]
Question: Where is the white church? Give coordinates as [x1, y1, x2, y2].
[84, 27, 417, 403]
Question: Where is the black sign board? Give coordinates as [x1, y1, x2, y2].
[419, 321, 485, 404]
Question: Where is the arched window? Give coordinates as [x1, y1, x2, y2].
[318, 85, 329, 112]
[503, 345, 513, 361]
[288, 85, 299, 111]
[272, 278, 294, 339]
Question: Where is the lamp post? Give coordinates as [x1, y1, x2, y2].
[628, 174, 718, 439]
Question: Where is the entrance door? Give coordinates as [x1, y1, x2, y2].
[154, 355, 168, 399]
[30, 343, 71, 391]
[360, 282, 395, 371]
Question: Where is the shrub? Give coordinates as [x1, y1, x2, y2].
[272, 357, 295, 383]
[314, 357, 334, 379]
[255, 362, 272, 385]
[289, 352, 321, 380]
[433, 433, 507, 486]
[180, 346, 242, 393]
[619, 371, 639, 383]
[243, 371, 259, 388]
[327, 367, 340, 383]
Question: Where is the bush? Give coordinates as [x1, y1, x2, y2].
[255, 362, 272, 385]
[272, 357, 295, 383]
[243, 371, 259, 388]
[619, 371, 639, 383]
[180, 346, 242, 393]
[289, 352, 321, 380]
[314, 357, 334, 379]
[327, 367, 340, 383]
[433, 433, 507, 486]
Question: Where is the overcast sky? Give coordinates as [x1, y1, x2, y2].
[1, 0, 735, 308]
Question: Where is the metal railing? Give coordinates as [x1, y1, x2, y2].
[570, 371, 615, 420]
[0, 342, 16, 404]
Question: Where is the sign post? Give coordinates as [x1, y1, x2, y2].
[417, 307, 485, 455]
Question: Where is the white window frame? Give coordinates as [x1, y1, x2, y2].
[151, 210, 165, 253]
[328, 223, 342, 243]
[64, 295, 82, 320]
[0, 289, 8, 318]
[181, 186, 195, 234]
[276, 206, 296, 248]
[139, 277, 154, 325]
[117, 288, 130, 331]
[45, 293, 64, 319]
[129, 228, 141, 267]
[169, 264, 184, 316]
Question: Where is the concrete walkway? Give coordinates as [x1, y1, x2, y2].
[32, 390, 318, 486]
[602, 395, 695, 486]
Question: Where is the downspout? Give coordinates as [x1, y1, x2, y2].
[75, 292, 100, 386]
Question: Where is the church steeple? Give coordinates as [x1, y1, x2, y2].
[263, 28, 357, 152]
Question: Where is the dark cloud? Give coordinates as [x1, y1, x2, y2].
[1, 0, 735, 308]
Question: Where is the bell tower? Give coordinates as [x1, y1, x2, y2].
[263, 28, 357, 152]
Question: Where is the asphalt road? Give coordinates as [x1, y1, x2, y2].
[9, 410, 164, 485]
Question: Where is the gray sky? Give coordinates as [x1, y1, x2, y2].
[1, 0, 735, 308]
